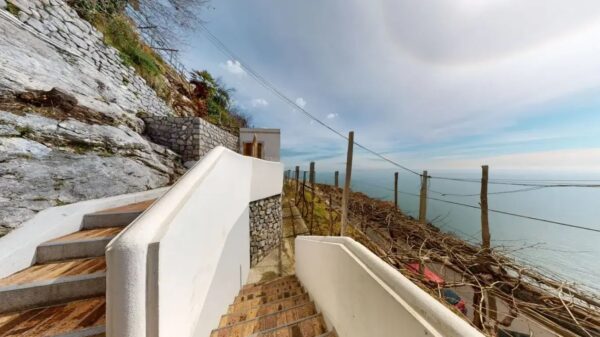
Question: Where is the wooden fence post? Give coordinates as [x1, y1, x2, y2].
[341, 131, 354, 236]
[309, 162, 315, 235]
[394, 172, 399, 209]
[334, 171, 339, 188]
[481, 165, 491, 251]
[418, 171, 428, 224]
[294, 166, 300, 199]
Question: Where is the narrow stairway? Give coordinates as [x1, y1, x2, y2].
[0, 200, 154, 337]
[210, 275, 337, 337]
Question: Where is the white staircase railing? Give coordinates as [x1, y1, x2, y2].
[296, 236, 485, 337]
[105, 147, 283, 337]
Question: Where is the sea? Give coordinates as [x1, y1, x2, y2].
[310, 168, 600, 294]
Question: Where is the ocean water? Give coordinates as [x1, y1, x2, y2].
[311, 168, 600, 294]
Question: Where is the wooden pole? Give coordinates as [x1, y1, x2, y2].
[334, 171, 339, 188]
[309, 162, 315, 235]
[341, 131, 354, 236]
[394, 172, 399, 209]
[481, 165, 491, 251]
[418, 171, 428, 224]
[294, 166, 300, 199]
[251, 134, 258, 158]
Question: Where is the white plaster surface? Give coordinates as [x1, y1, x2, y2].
[0, 187, 168, 278]
[106, 146, 283, 337]
[239, 128, 280, 162]
[295, 236, 485, 337]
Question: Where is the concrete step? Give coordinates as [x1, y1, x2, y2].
[253, 314, 329, 337]
[240, 277, 300, 296]
[0, 296, 105, 336]
[222, 293, 311, 326]
[233, 286, 305, 306]
[36, 227, 123, 264]
[211, 302, 316, 336]
[227, 293, 310, 316]
[234, 282, 303, 304]
[242, 275, 298, 291]
[82, 199, 155, 229]
[0, 257, 106, 314]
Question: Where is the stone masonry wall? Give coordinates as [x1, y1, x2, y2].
[249, 195, 282, 267]
[0, 0, 173, 118]
[143, 116, 239, 163]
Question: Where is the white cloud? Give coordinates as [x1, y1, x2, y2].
[437, 148, 600, 171]
[222, 60, 246, 76]
[251, 98, 269, 107]
[295, 97, 307, 108]
[326, 113, 339, 119]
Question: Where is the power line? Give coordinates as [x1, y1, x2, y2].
[428, 186, 546, 197]
[198, 24, 600, 188]
[397, 190, 600, 234]
[351, 179, 600, 233]
[198, 24, 422, 176]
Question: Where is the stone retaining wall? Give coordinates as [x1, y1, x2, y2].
[249, 195, 282, 267]
[1, 0, 173, 117]
[143, 116, 239, 163]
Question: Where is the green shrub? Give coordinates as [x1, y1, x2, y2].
[6, 2, 21, 16]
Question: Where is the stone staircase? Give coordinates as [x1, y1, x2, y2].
[210, 275, 337, 337]
[0, 200, 154, 337]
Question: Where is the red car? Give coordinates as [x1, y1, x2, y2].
[405, 263, 467, 314]
[406, 263, 445, 286]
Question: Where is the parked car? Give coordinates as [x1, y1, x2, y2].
[404, 263, 467, 315]
[442, 288, 467, 315]
[405, 263, 445, 287]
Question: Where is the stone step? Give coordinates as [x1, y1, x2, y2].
[222, 293, 311, 327]
[81, 199, 154, 229]
[253, 314, 329, 337]
[36, 227, 123, 263]
[233, 285, 305, 305]
[0, 296, 105, 336]
[240, 277, 300, 296]
[211, 302, 316, 337]
[242, 275, 298, 291]
[227, 293, 310, 316]
[81, 211, 141, 230]
[0, 257, 106, 314]
[234, 282, 303, 304]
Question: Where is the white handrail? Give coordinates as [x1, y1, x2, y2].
[106, 147, 283, 337]
[296, 236, 485, 337]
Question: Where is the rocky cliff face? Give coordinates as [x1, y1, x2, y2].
[0, 1, 186, 235]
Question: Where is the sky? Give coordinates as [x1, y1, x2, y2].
[180, 0, 600, 172]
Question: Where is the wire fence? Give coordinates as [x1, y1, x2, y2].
[282, 170, 600, 337]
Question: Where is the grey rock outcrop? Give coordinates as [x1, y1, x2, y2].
[0, 0, 173, 129]
[0, 110, 184, 233]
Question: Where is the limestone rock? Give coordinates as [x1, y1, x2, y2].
[0, 110, 185, 231]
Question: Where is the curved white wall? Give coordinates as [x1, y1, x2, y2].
[295, 236, 485, 337]
[106, 147, 283, 337]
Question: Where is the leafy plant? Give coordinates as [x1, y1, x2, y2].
[6, 2, 21, 16]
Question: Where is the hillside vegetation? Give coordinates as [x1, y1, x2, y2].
[69, 0, 250, 133]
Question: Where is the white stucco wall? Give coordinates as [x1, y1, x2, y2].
[239, 128, 280, 162]
[0, 188, 168, 278]
[106, 147, 283, 337]
[295, 236, 485, 337]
